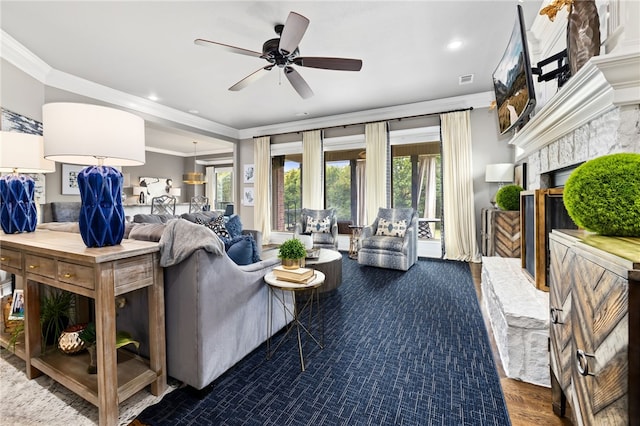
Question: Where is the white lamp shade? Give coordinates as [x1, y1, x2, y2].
[485, 163, 514, 183]
[0, 132, 56, 173]
[43, 103, 145, 166]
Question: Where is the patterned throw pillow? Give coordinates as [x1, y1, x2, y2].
[375, 218, 407, 238]
[306, 216, 331, 233]
[196, 216, 230, 240]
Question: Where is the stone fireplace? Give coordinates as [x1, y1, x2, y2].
[482, 50, 639, 387]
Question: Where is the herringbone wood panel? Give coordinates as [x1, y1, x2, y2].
[549, 239, 573, 390]
[494, 211, 521, 258]
[571, 254, 629, 425]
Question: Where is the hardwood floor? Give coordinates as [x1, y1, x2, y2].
[469, 262, 572, 426]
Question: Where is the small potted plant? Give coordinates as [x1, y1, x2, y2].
[495, 184, 524, 211]
[78, 322, 140, 374]
[278, 238, 307, 270]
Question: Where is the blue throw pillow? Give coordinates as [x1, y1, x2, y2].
[225, 234, 260, 265]
[225, 214, 243, 238]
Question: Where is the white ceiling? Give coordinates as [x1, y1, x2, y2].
[1, 0, 543, 156]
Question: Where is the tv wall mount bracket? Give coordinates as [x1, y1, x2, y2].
[532, 49, 570, 88]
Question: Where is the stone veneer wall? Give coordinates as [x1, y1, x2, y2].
[525, 105, 640, 190]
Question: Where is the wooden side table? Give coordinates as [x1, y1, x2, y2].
[265, 270, 325, 371]
[0, 230, 166, 426]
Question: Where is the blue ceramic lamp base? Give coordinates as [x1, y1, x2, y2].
[0, 174, 37, 234]
[77, 165, 125, 247]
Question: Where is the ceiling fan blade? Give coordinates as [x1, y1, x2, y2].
[279, 12, 309, 55]
[293, 57, 363, 71]
[284, 66, 313, 99]
[194, 38, 262, 58]
[229, 65, 274, 91]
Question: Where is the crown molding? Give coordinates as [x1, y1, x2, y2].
[1, 30, 52, 81]
[238, 92, 492, 140]
[510, 51, 640, 161]
[1, 30, 239, 141]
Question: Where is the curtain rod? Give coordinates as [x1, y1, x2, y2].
[255, 106, 474, 139]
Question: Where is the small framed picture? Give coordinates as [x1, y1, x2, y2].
[514, 163, 527, 189]
[243, 164, 255, 184]
[61, 164, 85, 195]
[243, 187, 255, 206]
[9, 289, 24, 321]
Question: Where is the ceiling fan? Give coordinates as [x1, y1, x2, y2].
[194, 11, 363, 99]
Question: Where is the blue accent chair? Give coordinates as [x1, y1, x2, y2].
[357, 207, 418, 271]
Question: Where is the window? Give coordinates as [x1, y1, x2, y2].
[272, 155, 301, 231]
[391, 142, 442, 239]
[207, 166, 233, 210]
[325, 159, 351, 222]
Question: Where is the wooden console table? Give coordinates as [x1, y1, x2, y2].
[0, 230, 166, 426]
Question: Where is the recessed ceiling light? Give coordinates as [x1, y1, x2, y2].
[147, 94, 159, 101]
[188, 109, 200, 114]
[447, 40, 463, 50]
[295, 112, 309, 117]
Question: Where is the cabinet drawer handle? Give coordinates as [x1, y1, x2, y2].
[29, 265, 39, 270]
[576, 349, 595, 377]
[550, 307, 563, 324]
[0, 256, 8, 261]
[63, 273, 73, 279]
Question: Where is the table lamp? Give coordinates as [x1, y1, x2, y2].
[43, 103, 145, 247]
[485, 163, 514, 206]
[0, 132, 56, 234]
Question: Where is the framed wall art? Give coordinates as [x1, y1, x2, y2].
[243, 164, 255, 184]
[61, 164, 85, 195]
[243, 187, 255, 206]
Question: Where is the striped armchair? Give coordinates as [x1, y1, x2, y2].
[294, 208, 338, 250]
[357, 207, 418, 271]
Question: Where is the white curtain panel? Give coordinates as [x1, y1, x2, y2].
[302, 130, 323, 209]
[364, 121, 388, 225]
[253, 136, 271, 244]
[417, 155, 437, 219]
[356, 159, 366, 226]
[440, 111, 481, 262]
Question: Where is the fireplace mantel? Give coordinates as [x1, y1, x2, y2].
[511, 51, 640, 161]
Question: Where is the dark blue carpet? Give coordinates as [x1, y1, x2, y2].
[136, 255, 510, 425]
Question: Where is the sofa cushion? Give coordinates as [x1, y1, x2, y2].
[200, 216, 230, 240]
[225, 234, 260, 265]
[133, 213, 177, 224]
[225, 214, 243, 238]
[180, 211, 219, 223]
[128, 222, 167, 242]
[376, 218, 407, 238]
[360, 235, 406, 252]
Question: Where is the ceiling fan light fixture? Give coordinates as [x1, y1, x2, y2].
[183, 141, 206, 185]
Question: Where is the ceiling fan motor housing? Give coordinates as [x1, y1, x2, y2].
[262, 38, 299, 67]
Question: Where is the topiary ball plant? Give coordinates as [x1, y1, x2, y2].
[563, 153, 640, 236]
[495, 184, 524, 211]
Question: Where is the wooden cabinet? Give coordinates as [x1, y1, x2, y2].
[481, 208, 520, 258]
[0, 230, 166, 426]
[549, 230, 639, 426]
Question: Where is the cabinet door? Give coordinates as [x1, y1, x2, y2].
[549, 238, 573, 391]
[571, 252, 628, 426]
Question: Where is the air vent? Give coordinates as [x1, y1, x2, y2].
[459, 74, 474, 85]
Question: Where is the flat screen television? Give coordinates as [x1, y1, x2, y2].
[492, 5, 536, 135]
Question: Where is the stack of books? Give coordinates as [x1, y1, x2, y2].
[273, 266, 315, 284]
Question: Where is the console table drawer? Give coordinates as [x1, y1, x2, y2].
[57, 262, 95, 290]
[0, 248, 22, 270]
[25, 255, 56, 279]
